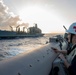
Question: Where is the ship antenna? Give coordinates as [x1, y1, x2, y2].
[63, 25, 67, 31]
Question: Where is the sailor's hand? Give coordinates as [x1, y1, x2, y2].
[59, 54, 66, 61]
[51, 47, 59, 53]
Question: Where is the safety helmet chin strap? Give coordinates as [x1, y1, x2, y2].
[70, 34, 75, 43]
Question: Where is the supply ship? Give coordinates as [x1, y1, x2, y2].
[0, 24, 44, 39]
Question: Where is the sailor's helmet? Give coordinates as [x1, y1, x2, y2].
[66, 22, 76, 34]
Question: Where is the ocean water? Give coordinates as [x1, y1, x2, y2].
[0, 33, 62, 61]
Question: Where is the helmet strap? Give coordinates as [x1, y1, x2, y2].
[70, 34, 74, 43]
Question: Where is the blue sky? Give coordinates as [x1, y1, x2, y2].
[1, 0, 76, 33]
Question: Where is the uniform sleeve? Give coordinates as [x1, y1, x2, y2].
[67, 50, 72, 55]
[67, 56, 76, 75]
[68, 66, 74, 75]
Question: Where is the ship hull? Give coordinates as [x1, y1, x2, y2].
[0, 40, 67, 75]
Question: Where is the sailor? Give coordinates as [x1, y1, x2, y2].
[52, 22, 76, 75]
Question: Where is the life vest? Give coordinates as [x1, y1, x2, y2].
[66, 44, 76, 64]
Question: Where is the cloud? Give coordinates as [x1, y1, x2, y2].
[0, 0, 28, 30]
[0, 0, 8, 14]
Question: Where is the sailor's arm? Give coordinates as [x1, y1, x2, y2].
[58, 50, 67, 54]
[51, 47, 67, 54]
[59, 54, 70, 68]
[62, 57, 70, 68]
[59, 54, 76, 75]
